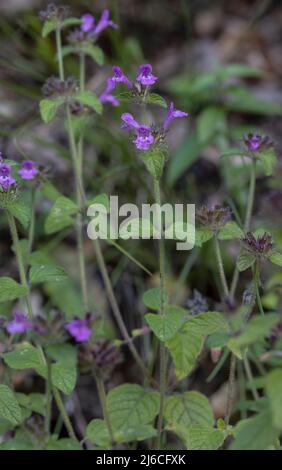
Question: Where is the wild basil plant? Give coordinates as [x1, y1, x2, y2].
[0, 4, 282, 451]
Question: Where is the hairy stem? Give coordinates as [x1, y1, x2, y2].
[230, 158, 256, 299]
[92, 368, 114, 447]
[55, 27, 64, 81]
[224, 354, 236, 425]
[6, 211, 33, 318]
[243, 350, 259, 401]
[52, 387, 78, 441]
[45, 357, 52, 437]
[214, 235, 229, 300]
[254, 261, 265, 316]
[92, 239, 151, 381]
[154, 179, 167, 450]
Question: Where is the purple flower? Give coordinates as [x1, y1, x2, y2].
[94, 9, 118, 36]
[121, 113, 140, 130]
[111, 66, 133, 89]
[244, 133, 263, 152]
[121, 114, 154, 151]
[80, 13, 95, 32]
[100, 78, 119, 107]
[0, 163, 16, 191]
[18, 160, 39, 181]
[163, 102, 188, 130]
[6, 311, 32, 335]
[136, 64, 157, 86]
[133, 126, 154, 151]
[65, 318, 92, 343]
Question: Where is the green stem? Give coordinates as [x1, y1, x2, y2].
[45, 357, 52, 437]
[6, 211, 33, 318]
[224, 353, 236, 425]
[52, 387, 78, 441]
[27, 188, 36, 257]
[243, 350, 259, 401]
[92, 368, 114, 447]
[153, 178, 167, 450]
[230, 159, 256, 299]
[214, 235, 229, 300]
[92, 239, 152, 382]
[55, 27, 64, 81]
[254, 261, 265, 316]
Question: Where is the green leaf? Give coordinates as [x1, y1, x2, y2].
[45, 196, 78, 235]
[143, 287, 169, 311]
[166, 312, 227, 380]
[195, 227, 213, 247]
[0, 429, 36, 450]
[184, 426, 226, 450]
[47, 437, 82, 450]
[265, 368, 282, 430]
[2, 343, 45, 370]
[51, 363, 77, 395]
[83, 44, 104, 66]
[39, 99, 63, 124]
[145, 93, 167, 108]
[218, 221, 243, 240]
[227, 314, 280, 351]
[217, 63, 263, 80]
[257, 145, 277, 176]
[89, 193, 110, 212]
[29, 264, 68, 284]
[139, 146, 167, 180]
[236, 250, 256, 271]
[8, 202, 31, 229]
[164, 391, 214, 429]
[145, 310, 185, 341]
[197, 106, 226, 144]
[219, 149, 249, 159]
[226, 86, 282, 115]
[166, 329, 203, 380]
[42, 20, 57, 38]
[107, 384, 160, 429]
[86, 419, 111, 447]
[46, 343, 77, 367]
[76, 90, 102, 114]
[230, 409, 280, 450]
[269, 251, 282, 267]
[0, 385, 22, 425]
[15, 393, 45, 417]
[0, 277, 28, 303]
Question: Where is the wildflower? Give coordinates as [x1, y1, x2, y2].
[111, 66, 133, 89]
[78, 339, 123, 375]
[163, 102, 188, 130]
[42, 76, 79, 98]
[93, 9, 118, 36]
[121, 113, 154, 151]
[136, 64, 157, 86]
[244, 133, 263, 152]
[6, 311, 32, 335]
[18, 160, 39, 181]
[39, 3, 70, 23]
[65, 317, 92, 342]
[187, 289, 209, 315]
[196, 205, 232, 231]
[80, 13, 95, 32]
[0, 163, 16, 191]
[242, 232, 273, 256]
[100, 78, 119, 107]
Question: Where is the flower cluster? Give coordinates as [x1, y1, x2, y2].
[78, 339, 123, 375]
[119, 102, 188, 152]
[39, 3, 70, 23]
[18, 160, 39, 181]
[68, 10, 117, 44]
[42, 76, 79, 98]
[0, 162, 16, 191]
[65, 313, 97, 343]
[5, 311, 32, 335]
[243, 133, 272, 153]
[187, 289, 209, 315]
[196, 205, 232, 231]
[241, 232, 273, 256]
[99, 63, 160, 108]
